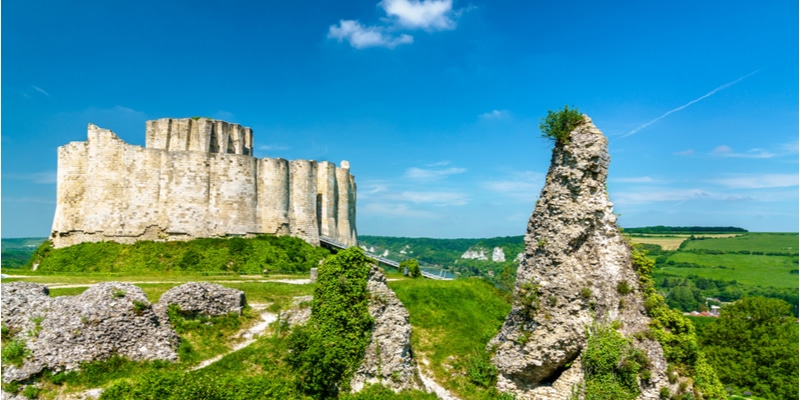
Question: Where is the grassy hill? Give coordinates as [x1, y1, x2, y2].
[1, 237, 47, 269]
[637, 232, 799, 316]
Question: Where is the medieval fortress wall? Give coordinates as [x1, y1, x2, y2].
[51, 118, 357, 248]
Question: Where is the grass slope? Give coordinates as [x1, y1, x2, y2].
[389, 278, 511, 399]
[20, 236, 329, 275]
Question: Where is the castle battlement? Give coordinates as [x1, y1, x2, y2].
[50, 119, 357, 248]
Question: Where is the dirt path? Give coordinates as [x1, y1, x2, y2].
[418, 357, 460, 400]
[191, 303, 278, 370]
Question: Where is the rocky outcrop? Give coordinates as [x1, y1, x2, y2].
[1, 281, 248, 383]
[491, 247, 506, 262]
[489, 116, 668, 399]
[350, 266, 422, 393]
[1, 282, 179, 383]
[153, 282, 245, 323]
[461, 248, 488, 260]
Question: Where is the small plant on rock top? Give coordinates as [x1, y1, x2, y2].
[539, 105, 584, 144]
[111, 288, 126, 298]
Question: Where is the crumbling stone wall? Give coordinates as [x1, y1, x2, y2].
[50, 118, 357, 248]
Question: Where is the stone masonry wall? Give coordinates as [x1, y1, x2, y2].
[51, 118, 357, 248]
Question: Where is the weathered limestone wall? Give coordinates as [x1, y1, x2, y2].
[51, 118, 357, 248]
[146, 118, 253, 155]
[258, 157, 290, 235]
[289, 159, 320, 246]
[336, 161, 358, 245]
[317, 162, 337, 238]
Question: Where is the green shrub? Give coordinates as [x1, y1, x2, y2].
[539, 105, 584, 144]
[21, 385, 41, 399]
[400, 259, 421, 278]
[131, 300, 149, 316]
[464, 350, 497, 387]
[582, 325, 643, 400]
[286, 247, 374, 399]
[1, 340, 29, 366]
[617, 280, 632, 295]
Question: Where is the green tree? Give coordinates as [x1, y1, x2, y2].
[700, 297, 799, 400]
[539, 105, 584, 144]
[400, 259, 421, 278]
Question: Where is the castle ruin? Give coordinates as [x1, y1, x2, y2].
[50, 118, 357, 248]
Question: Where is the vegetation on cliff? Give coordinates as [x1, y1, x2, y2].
[631, 245, 727, 399]
[539, 105, 584, 144]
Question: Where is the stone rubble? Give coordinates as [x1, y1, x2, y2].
[1, 281, 245, 384]
[1, 282, 179, 383]
[152, 281, 245, 323]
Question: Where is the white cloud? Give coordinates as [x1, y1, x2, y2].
[257, 144, 290, 151]
[1, 197, 56, 204]
[711, 174, 798, 189]
[612, 189, 722, 205]
[483, 171, 544, 202]
[711, 145, 775, 159]
[329, 0, 467, 49]
[425, 161, 451, 167]
[360, 202, 437, 218]
[612, 176, 660, 184]
[673, 149, 694, 156]
[380, 0, 456, 30]
[400, 191, 468, 206]
[479, 109, 511, 120]
[405, 166, 466, 181]
[328, 20, 413, 49]
[4, 171, 58, 184]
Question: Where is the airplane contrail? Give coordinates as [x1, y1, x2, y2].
[621, 69, 762, 138]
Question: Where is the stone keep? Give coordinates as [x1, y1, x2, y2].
[50, 118, 357, 248]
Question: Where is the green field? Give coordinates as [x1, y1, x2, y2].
[682, 232, 798, 253]
[660, 253, 798, 288]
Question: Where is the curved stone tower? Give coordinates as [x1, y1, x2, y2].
[50, 118, 357, 248]
[489, 116, 669, 399]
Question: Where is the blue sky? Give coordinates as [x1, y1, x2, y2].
[2, 0, 798, 239]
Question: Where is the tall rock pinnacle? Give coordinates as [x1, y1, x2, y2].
[489, 116, 669, 399]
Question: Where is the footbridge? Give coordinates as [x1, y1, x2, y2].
[319, 236, 453, 280]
